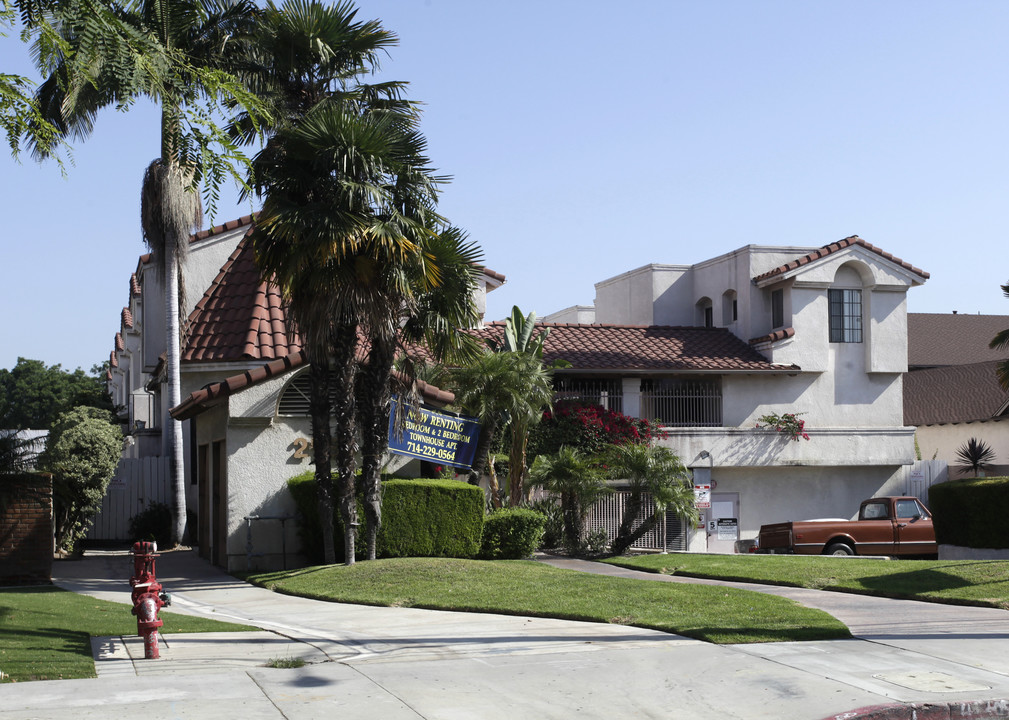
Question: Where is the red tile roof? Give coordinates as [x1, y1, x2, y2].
[753, 236, 930, 284]
[904, 360, 1009, 425]
[908, 313, 1009, 368]
[749, 327, 795, 345]
[121, 307, 133, 330]
[115, 333, 124, 352]
[130, 273, 141, 297]
[466, 323, 798, 373]
[191, 214, 257, 242]
[182, 231, 302, 363]
[170, 351, 454, 420]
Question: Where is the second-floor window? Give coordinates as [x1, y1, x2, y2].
[771, 289, 784, 329]
[829, 288, 862, 343]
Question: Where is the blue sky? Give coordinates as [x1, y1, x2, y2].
[3, 0, 1009, 374]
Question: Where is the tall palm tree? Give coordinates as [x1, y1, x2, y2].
[356, 225, 484, 559]
[602, 443, 696, 555]
[243, 0, 416, 565]
[31, 0, 262, 545]
[253, 102, 444, 564]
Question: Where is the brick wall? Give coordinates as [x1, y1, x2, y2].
[0, 473, 53, 584]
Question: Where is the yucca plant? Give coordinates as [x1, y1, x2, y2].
[955, 437, 996, 477]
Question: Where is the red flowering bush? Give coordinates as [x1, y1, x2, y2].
[529, 400, 666, 457]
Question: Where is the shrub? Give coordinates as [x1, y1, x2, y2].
[288, 474, 484, 562]
[480, 508, 546, 559]
[929, 477, 1009, 548]
[529, 498, 563, 548]
[528, 400, 664, 458]
[128, 502, 172, 547]
[41, 406, 121, 554]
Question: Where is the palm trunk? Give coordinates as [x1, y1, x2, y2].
[611, 490, 646, 556]
[165, 240, 188, 546]
[331, 322, 359, 566]
[508, 421, 528, 507]
[308, 354, 336, 564]
[357, 331, 396, 561]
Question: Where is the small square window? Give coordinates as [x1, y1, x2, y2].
[829, 289, 862, 343]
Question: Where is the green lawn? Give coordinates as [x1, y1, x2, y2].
[0, 586, 256, 683]
[602, 553, 1009, 609]
[247, 557, 849, 645]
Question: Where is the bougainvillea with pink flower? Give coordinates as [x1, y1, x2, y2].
[756, 412, 810, 441]
[529, 400, 667, 457]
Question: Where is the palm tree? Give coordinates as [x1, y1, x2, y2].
[449, 349, 554, 507]
[243, 0, 419, 565]
[31, 0, 262, 545]
[529, 446, 610, 551]
[602, 443, 696, 555]
[253, 102, 446, 564]
[991, 281, 1009, 390]
[356, 225, 484, 559]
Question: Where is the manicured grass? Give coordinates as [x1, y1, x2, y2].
[0, 586, 256, 683]
[247, 557, 849, 645]
[602, 553, 1009, 609]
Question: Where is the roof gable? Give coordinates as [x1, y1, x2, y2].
[183, 231, 301, 363]
[753, 236, 929, 287]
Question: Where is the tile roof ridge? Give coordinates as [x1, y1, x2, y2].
[753, 235, 929, 283]
[121, 307, 134, 329]
[190, 213, 257, 242]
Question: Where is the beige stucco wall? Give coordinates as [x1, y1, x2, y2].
[915, 420, 1009, 479]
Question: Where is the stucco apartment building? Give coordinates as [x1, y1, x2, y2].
[107, 216, 498, 570]
[106, 218, 931, 562]
[543, 236, 929, 552]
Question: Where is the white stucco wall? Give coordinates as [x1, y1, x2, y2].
[706, 464, 907, 545]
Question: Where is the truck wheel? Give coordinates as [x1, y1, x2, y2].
[825, 543, 854, 556]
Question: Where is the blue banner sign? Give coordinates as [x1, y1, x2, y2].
[387, 398, 481, 470]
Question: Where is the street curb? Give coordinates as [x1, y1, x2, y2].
[824, 698, 1009, 720]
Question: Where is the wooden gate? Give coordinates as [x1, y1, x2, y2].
[87, 457, 171, 541]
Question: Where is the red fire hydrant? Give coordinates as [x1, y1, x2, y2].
[129, 541, 170, 659]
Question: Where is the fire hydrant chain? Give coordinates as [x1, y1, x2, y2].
[129, 541, 171, 659]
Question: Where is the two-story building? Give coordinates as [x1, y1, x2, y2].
[105, 216, 499, 570]
[539, 236, 929, 551]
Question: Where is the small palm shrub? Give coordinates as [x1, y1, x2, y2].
[956, 437, 996, 477]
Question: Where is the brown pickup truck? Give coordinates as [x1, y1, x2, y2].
[757, 496, 937, 557]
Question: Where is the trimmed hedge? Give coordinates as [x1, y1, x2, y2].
[929, 477, 1009, 548]
[288, 473, 484, 561]
[480, 508, 546, 559]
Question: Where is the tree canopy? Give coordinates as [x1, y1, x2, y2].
[0, 357, 112, 429]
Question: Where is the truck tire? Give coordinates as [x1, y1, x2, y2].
[825, 542, 855, 556]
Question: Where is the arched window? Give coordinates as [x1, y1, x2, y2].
[696, 297, 713, 328]
[829, 264, 866, 343]
[721, 290, 737, 326]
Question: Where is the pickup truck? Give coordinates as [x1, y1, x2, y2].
[756, 496, 937, 557]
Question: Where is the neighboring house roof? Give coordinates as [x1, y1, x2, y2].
[170, 351, 454, 420]
[753, 236, 930, 284]
[903, 360, 1009, 426]
[907, 313, 1009, 368]
[466, 323, 799, 373]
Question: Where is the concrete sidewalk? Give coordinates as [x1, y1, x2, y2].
[0, 550, 1007, 719]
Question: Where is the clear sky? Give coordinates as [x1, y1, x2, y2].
[3, 0, 1009, 374]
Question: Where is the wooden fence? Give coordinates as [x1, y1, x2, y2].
[87, 456, 171, 541]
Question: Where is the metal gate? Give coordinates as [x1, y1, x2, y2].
[587, 491, 687, 551]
